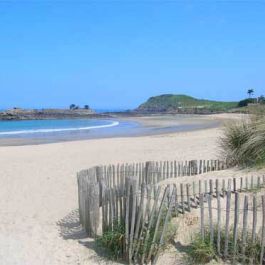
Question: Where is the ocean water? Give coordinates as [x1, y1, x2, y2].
[0, 119, 121, 137]
[0, 116, 220, 145]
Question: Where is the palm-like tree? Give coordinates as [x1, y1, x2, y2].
[247, 89, 254, 98]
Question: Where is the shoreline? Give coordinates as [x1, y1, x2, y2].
[0, 113, 248, 265]
[0, 113, 241, 147]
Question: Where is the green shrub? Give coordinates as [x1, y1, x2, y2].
[238, 98, 255, 107]
[96, 220, 125, 260]
[187, 235, 216, 264]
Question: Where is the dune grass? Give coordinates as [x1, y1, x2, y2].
[96, 220, 125, 260]
[220, 109, 265, 167]
[187, 228, 262, 264]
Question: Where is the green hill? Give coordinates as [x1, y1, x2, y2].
[136, 94, 238, 113]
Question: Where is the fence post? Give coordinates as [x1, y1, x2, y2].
[129, 180, 137, 264]
[152, 187, 176, 265]
[192, 181, 197, 207]
[208, 194, 214, 245]
[222, 179, 226, 197]
[209, 179, 213, 195]
[174, 184, 179, 216]
[142, 186, 162, 263]
[199, 180, 202, 195]
[204, 180, 208, 194]
[252, 195, 257, 243]
[146, 186, 169, 263]
[132, 183, 145, 256]
[260, 195, 265, 265]
[186, 184, 191, 212]
[125, 178, 130, 259]
[215, 179, 219, 198]
[258, 176, 261, 189]
[77, 174, 83, 226]
[245, 192, 256, 265]
[200, 193, 205, 240]
[180, 183, 185, 214]
[217, 183, 221, 256]
[228, 178, 232, 192]
[233, 177, 236, 192]
[233, 192, 240, 263]
[224, 191, 231, 258]
[242, 195, 249, 263]
[134, 185, 151, 260]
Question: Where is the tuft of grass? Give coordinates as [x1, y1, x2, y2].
[96, 220, 125, 260]
[187, 227, 262, 264]
[95, 208, 177, 263]
[220, 113, 265, 167]
[187, 235, 216, 264]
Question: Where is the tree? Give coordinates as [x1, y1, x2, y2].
[247, 89, 254, 98]
[69, 104, 79, 110]
[238, 98, 255, 107]
[69, 104, 76, 110]
[84, 105, 90, 109]
[259, 95, 265, 104]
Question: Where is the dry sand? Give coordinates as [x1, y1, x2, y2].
[0, 113, 257, 265]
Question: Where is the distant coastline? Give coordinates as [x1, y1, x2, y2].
[0, 93, 252, 121]
[0, 108, 111, 121]
[0, 107, 238, 122]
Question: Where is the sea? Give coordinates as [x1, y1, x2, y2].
[0, 108, 133, 140]
[0, 109, 220, 144]
[0, 119, 120, 136]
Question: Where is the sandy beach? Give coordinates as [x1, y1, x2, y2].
[0, 113, 255, 265]
[2, 1, 264, 263]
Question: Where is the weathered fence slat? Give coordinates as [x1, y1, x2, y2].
[260, 195, 265, 265]
[242, 195, 249, 263]
[200, 193, 205, 240]
[252, 195, 257, 243]
[208, 194, 214, 245]
[224, 191, 231, 258]
[152, 187, 175, 265]
[233, 192, 240, 262]
[217, 184, 221, 256]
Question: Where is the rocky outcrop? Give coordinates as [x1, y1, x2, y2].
[0, 108, 108, 120]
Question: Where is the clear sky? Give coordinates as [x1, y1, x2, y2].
[0, 1, 264, 109]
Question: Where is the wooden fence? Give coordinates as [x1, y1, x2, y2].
[199, 183, 265, 264]
[77, 159, 265, 264]
[77, 159, 226, 236]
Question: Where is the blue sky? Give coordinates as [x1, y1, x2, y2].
[0, 1, 264, 109]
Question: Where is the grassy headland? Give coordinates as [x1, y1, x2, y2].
[136, 94, 238, 113]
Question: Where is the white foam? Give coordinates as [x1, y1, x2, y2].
[0, 121, 119, 135]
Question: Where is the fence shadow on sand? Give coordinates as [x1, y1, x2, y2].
[57, 209, 126, 264]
